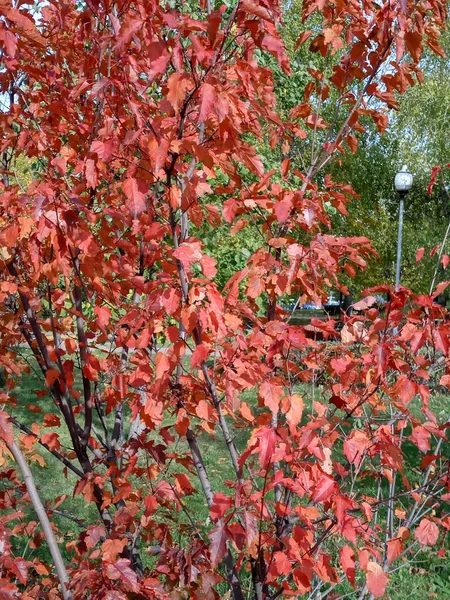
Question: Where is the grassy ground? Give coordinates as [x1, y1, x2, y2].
[5, 365, 450, 598]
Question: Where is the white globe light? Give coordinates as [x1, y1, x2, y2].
[394, 165, 413, 194]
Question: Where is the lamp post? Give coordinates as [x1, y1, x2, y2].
[394, 165, 413, 291]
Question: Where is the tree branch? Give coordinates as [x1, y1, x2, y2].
[7, 439, 72, 600]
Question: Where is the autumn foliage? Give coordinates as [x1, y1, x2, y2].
[0, 0, 449, 598]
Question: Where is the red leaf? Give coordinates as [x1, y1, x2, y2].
[102, 538, 127, 563]
[200, 254, 217, 279]
[415, 518, 439, 546]
[366, 561, 387, 598]
[430, 243, 440, 257]
[173, 242, 203, 270]
[122, 178, 148, 216]
[0, 411, 13, 444]
[155, 352, 170, 379]
[199, 83, 216, 123]
[352, 296, 377, 311]
[343, 430, 371, 466]
[85, 158, 98, 188]
[261, 33, 290, 74]
[442, 254, 450, 269]
[45, 368, 60, 387]
[415, 247, 425, 263]
[191, 344, 209, 368]
[386, 538, 402, 564]
[339, 545, 355, 586]
[428, 166, 441, 196]
[210, 493, 233, 520]
[244, 511, 258, 557]
[405, 31, 423, 62]
[286, 394, 304, 427]
[346, 134, 358, 154]
[311, 473, 337, 503]
[41, 432, 60, 452]
[410, 426, 431, 453]
[95, 305, 111, 331]
[105, 559, 138, 592]
[208, 524, 230, 566]
[0, 581, 18, 599]
[43, 414, 61, 427]
[51, 157, 67, 175]
[167, 72, 193, 112]
[240, 402, 255, 422]
[91, 140, 115, 162]
[259, 380, 283, 414]
[271, 551, 292, 576]
[255, 427, 277, 468]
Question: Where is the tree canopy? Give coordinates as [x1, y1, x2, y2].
[0, 1, 450, 599]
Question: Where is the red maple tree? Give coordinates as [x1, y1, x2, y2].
[0, 1, 449, 598]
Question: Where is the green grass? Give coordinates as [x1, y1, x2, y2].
[4, 363, 450, 598]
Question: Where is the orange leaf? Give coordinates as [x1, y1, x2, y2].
[0, 411, 13, 444]
[208, 524, 230, 567]
[286, 394, 304, 427]
[366, 561, 387, 598]
[416, 247, 425, 263]
[45, 368, 60, 387]
[198, 83, 216, 123]
[415, 518, 439, 546]
[122, 178, 147, 216]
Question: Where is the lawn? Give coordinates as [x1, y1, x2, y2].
[4, 361, 450, 599]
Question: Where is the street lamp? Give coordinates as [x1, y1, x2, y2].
[394, 165, 413, 291]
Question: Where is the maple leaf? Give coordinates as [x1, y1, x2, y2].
[343, 430, 371, 466]
[286, 394, 304, 427]
[42, 414, 61, 427]
[410, 426, 431, 453]
[259, 380, 283, 414]
[339, 545, 355, 587]
[200, 254, 217, 279]
[415, 518, 439, 546]
[173, 242, 202, 270]
[191, 344, 209, 368]
[427, 166, 441, 196]
[167, 72, 193, 112]
[41, 432, 60, 452]
[366, 562, 387, 599]
[155, 352, 170, 379]
[0, 411, 13, 444]
[122, 178, 148, 216]
[311, 474, 337, 503]
[244, 511, 258, 557]
[261, 33, 290, 74]
[386, 538, 402, 564]
[8, 558, 28, 586]
[0, 580, 18, 600]
[91, 139, 115, 162]
[85, 158, 98, 188]
[106, 559, 138, 592]
[255, 427, 277, 468]
[102, 539, 127, 563]
[270, 551, 292, 576]
[210, 493, 233, 521]
[94, 305, 111, 331]
[45, 368, 60, 387]
[240, 402, 255, 422]
[208, 524, 230, 567]
[199, 83, 216, 123]
[416, 247, 425, 263]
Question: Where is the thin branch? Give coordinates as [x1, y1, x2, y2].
[7, 439, 72, 600]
